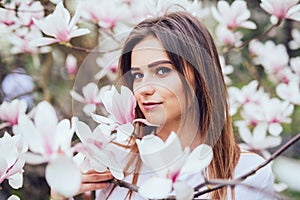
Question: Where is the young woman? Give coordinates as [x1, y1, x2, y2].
[63, 11, 274, 200]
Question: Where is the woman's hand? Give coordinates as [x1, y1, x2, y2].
[51, 170, 114, 200]
[78, 170, 114, 194]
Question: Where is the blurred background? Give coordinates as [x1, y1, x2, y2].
[0, 0, 299, 199]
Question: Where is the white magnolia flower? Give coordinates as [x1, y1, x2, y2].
[252, 41, 289, 80]
[7, 195, 20, 200]
[276, 80, 300, 105]
[70, 83, 110, 116]
[91, 86, 138, 141]
[219, 55, 234, 84]
[212, 0, 256, 29]
[74, 119, 125, 180]
[290, 56, 300, 78]
[95, 50, 120, 81]
[228, 80, 269, 115]
[17, 101, 80, 197]
[237, 123, 281, 151]
[79, 0, 129, 29]
[260, 0, 300, 24]
[18, 101, 75, 163]
[46, 154, 81, 197]
[136, 132, 212, 199]
[273, 156, 300, 192]
[31, 2, 90, 46]
[215, 24, 243, 47]
[289, 28, 300, 49]
[65, 54, 77, 76]
[261, 98, 294, 136]
[0, 99, 27, 134]
[0, 132, 27, 189]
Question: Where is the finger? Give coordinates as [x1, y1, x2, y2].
[79, 182, 111, 194]
[83, 169, 110, 174]
[81, 172, 113, 183]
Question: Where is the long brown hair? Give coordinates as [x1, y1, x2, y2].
[118, 11, 240, 199]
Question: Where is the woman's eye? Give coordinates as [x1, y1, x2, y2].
[156, 67, 171, 75]
[132, 73, 143, 80]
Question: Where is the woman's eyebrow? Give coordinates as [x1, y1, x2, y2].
[131, 60, 172, 71]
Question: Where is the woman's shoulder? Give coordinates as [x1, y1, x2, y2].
[233, 148, 274, 199]
[235, 148, 271, 177]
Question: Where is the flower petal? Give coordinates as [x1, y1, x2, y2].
[46, 154, 81, 197]
[25, 152, 48, 164]
[181, 144, 212, 174]
[268, 123, 282, 136]
[18, 115, 44, 154]
[29, 37, 58, 47]
[8, 173, 23, 189]
[173, 181, 194, 200]
[139, 177, 172, 199]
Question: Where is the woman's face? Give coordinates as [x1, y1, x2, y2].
[130, 36, 187, 130]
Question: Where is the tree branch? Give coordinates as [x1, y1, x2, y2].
[193, 133, 300, 198]
[223, 19, 283, 54]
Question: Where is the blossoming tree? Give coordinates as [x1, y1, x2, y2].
[0, 0, 300, 199]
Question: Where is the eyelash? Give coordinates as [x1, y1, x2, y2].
[131, 67, 172, 81]
[156, 67, 171, 75]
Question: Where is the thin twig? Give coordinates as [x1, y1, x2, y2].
[193, 133, 300, 198]
[111, 179, 139, 192]
[223, 19, 283, 54]
[68, 44, 121, 54]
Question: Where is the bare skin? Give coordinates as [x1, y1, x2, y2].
[51, 170, 113, 199]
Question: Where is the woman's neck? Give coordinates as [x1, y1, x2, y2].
[155, 116, 203, 151]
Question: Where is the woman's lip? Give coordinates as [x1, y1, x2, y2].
[142, 102, 162, 111]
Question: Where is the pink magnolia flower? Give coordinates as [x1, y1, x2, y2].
[228, 80, 269, 115]
[276, 80, 300, 105]
[249, 39, 265, 57]
[289, 29, 300, 49]
[95, 51, 120, 81]
[79, 0, 128, 29]
[0, 132, 28, 189]
[145, 0, 185, 18]
[251, 40, 290, 82]
[137, 132, 212, 199]
[237, 102, 265, 127]
[291, 56, 300, 78]
[219, 55, 234, 84]
[215, 25, 243, 47]
[261, 98, 294, 136]
[46, 154, 81, 197]
[273, 156, 300, 192]
[211, 0, 257, 29]
[70, 83, 110, 115]
[0, 3, 18, 28]
[260, 0, 300, 24]
[235, 97, 294, 136]
[145, 0, 208, 20]
[91, 86, 138, 141]
[0, 99, 27, 133]
[8, 27, 51, 54]
[65, 54, 77, 77]
[73, 119, 125, 180]
[31, 2, 90, 46]
[17, 101, 80, 197]
[17, 101, 75, 163]
[16, 1, 44, 27]
[273, 67, 299, 84]
[237, 123, 282, 152]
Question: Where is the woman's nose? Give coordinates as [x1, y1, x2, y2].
[134, 83, 155, 96]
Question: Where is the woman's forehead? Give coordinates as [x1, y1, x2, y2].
[131, 37, 170, 68]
